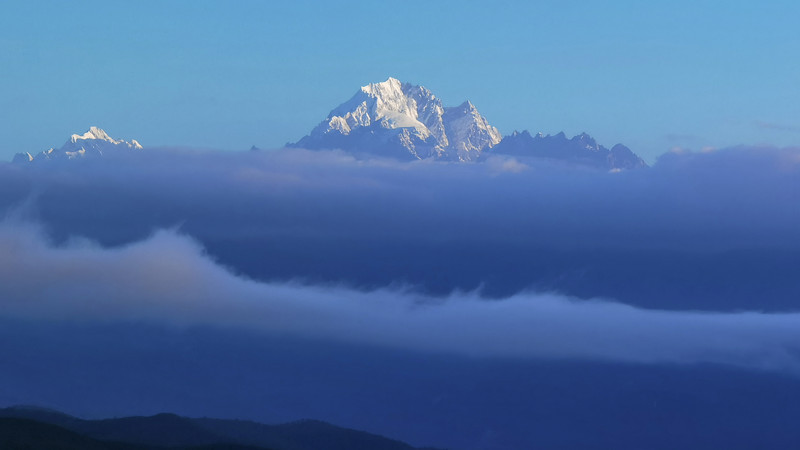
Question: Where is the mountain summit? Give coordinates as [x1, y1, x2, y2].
[13, 126, 142, 163]
[291, 78, 646, 169]
[291, 77, 502, 161]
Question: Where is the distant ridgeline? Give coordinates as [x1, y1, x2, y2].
[491, 130, 646, 170]
[13, 126, 142, 163]
[0, 405, 436, 450]
[289, 77, 647, 170]
[13, 79, 647, 170]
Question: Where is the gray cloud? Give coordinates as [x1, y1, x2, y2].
[2, 220, 800, 373]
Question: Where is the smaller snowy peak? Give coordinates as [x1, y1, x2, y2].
[67, 126, 143, 149]
[13, 127, 143, 163]
[442, 101, 502, 161]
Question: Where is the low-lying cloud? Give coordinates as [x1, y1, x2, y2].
[3, 220, 800, 373]
[9, 144, 800, 250]
[3, 145, 799, 311]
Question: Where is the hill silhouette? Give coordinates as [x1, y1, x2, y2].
[0, 406, 432, 450]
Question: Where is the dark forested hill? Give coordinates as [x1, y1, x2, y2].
[0, 407, 430, 450]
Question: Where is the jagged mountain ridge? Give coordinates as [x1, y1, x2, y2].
[10, 79, 647, 170]
[13, 126, 142, 163]
[487, 130, 647, 170]
[291, 77, 647, 169]
[291, 77, 502, 162]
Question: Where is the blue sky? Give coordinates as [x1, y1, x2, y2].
[2, 0, 799, 162]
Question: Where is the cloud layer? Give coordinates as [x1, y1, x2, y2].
[3, 145, 799, 311]
[3, 219, 800, 372]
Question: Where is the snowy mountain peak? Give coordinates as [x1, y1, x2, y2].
[442, 101, 502, 161]
[360, 77, 403, 96]
[292, 78, 499, 161]
[67, 126, 143, 150]
[70, 126, 113, 143]
[13, 127, 143, 163]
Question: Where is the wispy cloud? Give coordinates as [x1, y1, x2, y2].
[2, 220, 800, 373]
[755, 121, 800, 133]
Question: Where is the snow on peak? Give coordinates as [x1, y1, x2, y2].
[294, 78, 499, 161]
[62, 126, 143, 153]
[443, 100, 502, 161]
[13, 127, 143, 163]
[71, 126, 114, 143]
[360, 77, 404, 96]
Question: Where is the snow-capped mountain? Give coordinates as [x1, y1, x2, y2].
[291, 77, 646, 169]
[7, 83, 647, 171]
[13, 126, 142, 163]
[487, 130, 647, 170]
[291, 77, 502, 161]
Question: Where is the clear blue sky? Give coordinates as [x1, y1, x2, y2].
[2, 0, 800, 162]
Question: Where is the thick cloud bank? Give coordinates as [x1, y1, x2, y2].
[2, 145, 799, 311]
[3, 220, 800, 372]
